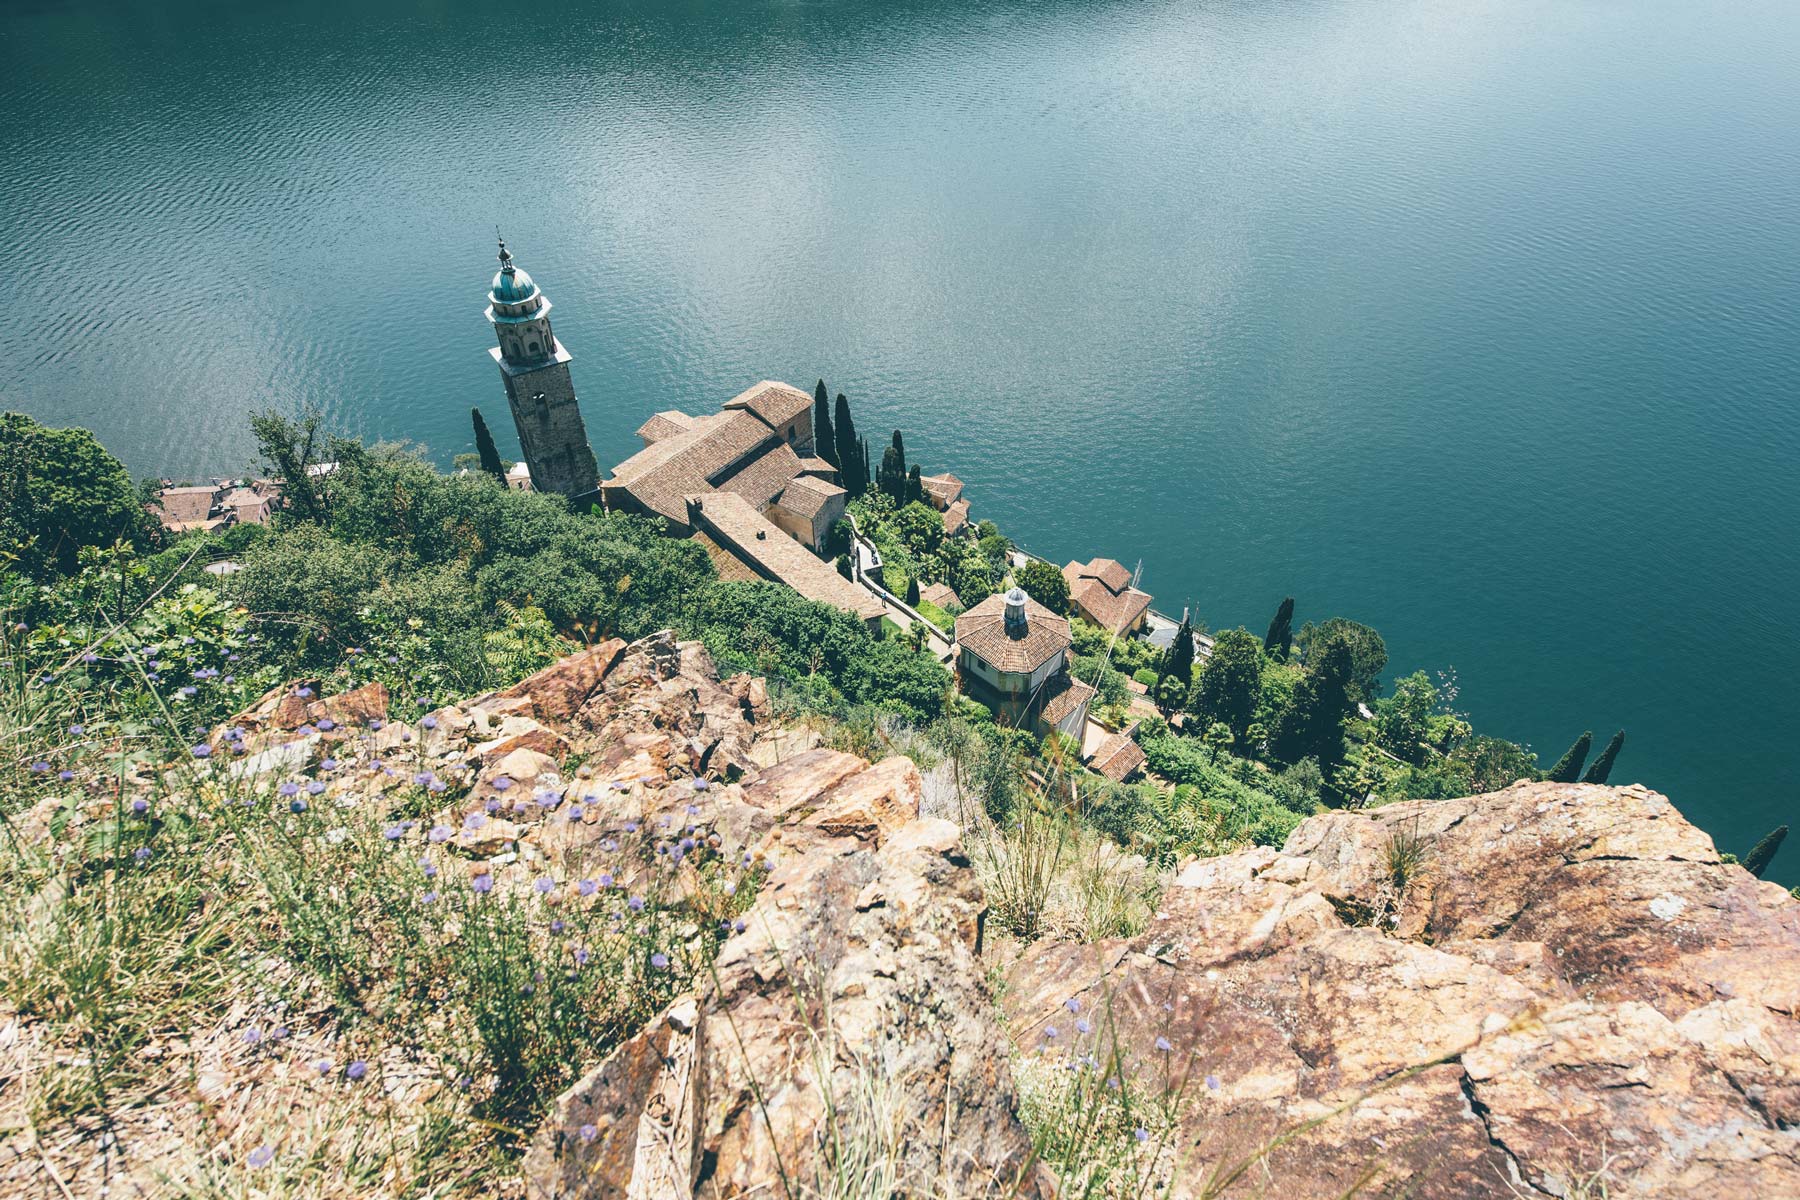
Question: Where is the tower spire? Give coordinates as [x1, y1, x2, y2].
[496, 231, 515, 276]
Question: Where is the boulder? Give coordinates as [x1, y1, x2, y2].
[1005, 781, 1800, 1198]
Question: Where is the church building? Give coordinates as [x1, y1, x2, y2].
[484, 239, 599, 499]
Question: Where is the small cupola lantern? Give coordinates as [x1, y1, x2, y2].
[1003, 587, 1030, 635]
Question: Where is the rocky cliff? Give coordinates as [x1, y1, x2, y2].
[9, 636, 1796, 1199]
[1005, 780, 1800, 1197]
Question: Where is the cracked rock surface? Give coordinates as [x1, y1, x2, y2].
[1002, 782, 1800, 1198]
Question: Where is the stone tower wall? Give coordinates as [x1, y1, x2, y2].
[498, 351, 598, 498]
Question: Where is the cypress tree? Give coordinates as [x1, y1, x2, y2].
[905, 575, 921, 606]
[814, 380, 836, 466]
[833, 394, 858, 490]
[1582, 730, 1625, 784]
[1545, 731, 1592, 783]
[860, 438, 872, 497]
[879, 445, 904, 500]
[907, 464, 923, 506]
[1264, 597, 1295, 658]
[1163, 612, 1196, 684]
[471, 408, 506, 485]
[1743, 825, 1788, 878]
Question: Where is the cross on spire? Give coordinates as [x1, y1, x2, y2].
[496, 231, 515, 276]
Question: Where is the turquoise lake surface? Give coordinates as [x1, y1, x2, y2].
[4, 0, 1797, 880]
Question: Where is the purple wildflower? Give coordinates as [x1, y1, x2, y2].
[574, 947, 590, 966]
[346, 1060, 367, 1080]
[692, 778, 710, 792]
[464, 813, 486, 829]
[428, 824, 451, 843]
[650, 953, 670, 969]
[550, 918, 565, 933]
[306, 780, 325, 795]
[68, 724, 85, 736]
[492, 775, 512, 791]
[295, 687, 313, 699]
[247, 1145, 275, 1168]
[243, 1027, 262, 1045]
[534, 876, 555, 894]
[1206, 1074, 1221, 1092]
[428, 779, 447, 792]
[289, 798, 308, 813]
[320, 758, 338, 772]
[1043, 1026, 1059, 1039]
[421, 890, 439, 904]
[317, 718, 336, 731]
[383, 825, 404, 841]
[1064, 998, 1082, 1014]
[413, 771, 434, 787]
[472, 874, 494, 894]
[421, 715, 438, 730]
[192, 744, 213, 758]
[628, 895, 645, 912]
[315, 1059, 332, 1075]
[56, 768, 72, 782]
[567, 804, 584, 821]
[1155, 1036, 1173, 1052]
[271, 1026, 289, 1040]
[369, 718, 384, 730]
[598, 871, 614, 888]
[577, 879, 597, 897]
[134, 847, 151, 863]
[279, 782, 299, 796]
[579, 1124, 598, 1144]
[1134, 1127, 1149, 1142]
[1075, 1019, 1091, 1035]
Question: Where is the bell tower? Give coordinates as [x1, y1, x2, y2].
[484, 238, 598, 499]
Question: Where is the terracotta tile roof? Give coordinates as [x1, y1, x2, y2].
[606, 410, 788, 525]
[943, 498, 970, 537]
[1089, 730, 1146, 782]
[1062, 557, 1151, 633]
[919, 582, 961, 610]
[1039, 672, 1096, 726]
[773, 474, 846, 521]
[688, 492, 884, 623]
[155, 486, 216, 525]
[797, 456, 837, 477]
[722, 381, 812, 432]
[920, 472, 963, 508]
[955, 592, 1071, 674]
[1066, 557, 1132, 593]
[717, 442, 805, 510]
[692, 531, 762, 583]
[636, 410, 697, 443]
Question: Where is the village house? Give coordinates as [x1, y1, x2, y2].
[686, 492, 884, 630]
[1062, 556, 1152, 635]
[601, 381, 847, 553]
[953, 587, 1093, 739]
[152, 478, 281, 533]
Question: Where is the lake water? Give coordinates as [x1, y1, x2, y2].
[5, 0, 1798, 881]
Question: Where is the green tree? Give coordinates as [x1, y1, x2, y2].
[1203, 721, 1235, 763]
[1014, 560, 1070, 615]
[1582, 730, 1625, 784]
[1189, 627, 1262, 742]
[471, 407, 507, 485]
[906, 464, 923, 506]
[833, 395, 861, 494]
[1743, 825, 1788, 878]
[0, 412, 158, 575]
[813, 379, 837, 467]
[1449, 735, 1539, 794]
[1373, 671, 1438, 765]
[250, 408, 348, 525]
[1273, 629, 1357, 769]
[904, 575, 920, 606]
[1162, 611, 1196, 684]
[1545, 731, 1592, 783]
[1293, 617, 1388, 701]
[1264, 596, 1295, 658]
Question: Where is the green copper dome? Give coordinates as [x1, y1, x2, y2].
[489, 238, 539, 304]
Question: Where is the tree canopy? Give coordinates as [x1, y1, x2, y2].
[0, 411, 157, 576]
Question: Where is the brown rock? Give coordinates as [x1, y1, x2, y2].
[1006, 781, 1800, 1198]
[802, 755, 924, 844]
[490, 638, 627, 723]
